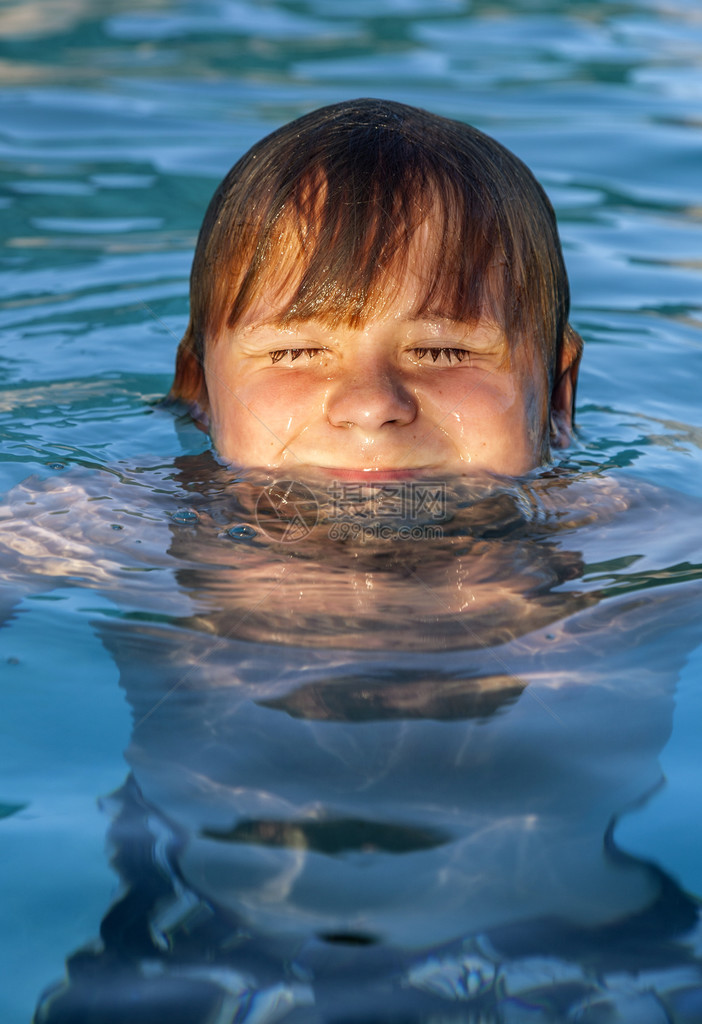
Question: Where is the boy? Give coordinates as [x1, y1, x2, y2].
[169, 98, 582, 479]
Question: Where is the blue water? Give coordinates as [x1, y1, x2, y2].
[2, 2, 702, 1022]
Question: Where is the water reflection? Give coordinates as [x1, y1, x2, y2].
[30, 457, 702, 1022]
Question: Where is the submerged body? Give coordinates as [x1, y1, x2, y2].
[2, 457, 701, 1020]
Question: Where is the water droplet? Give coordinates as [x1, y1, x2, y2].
[227, 523, 257, 540]
[111, 523, 123, 531]
[171, 508, 199, 524]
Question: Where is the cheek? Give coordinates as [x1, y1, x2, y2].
[209, 368, 327, 445]
[424, 375, 520, 432]
[520, 372, 549, 451]
[501, 379, 548, 459]
[422, 372, 547, 462]
[240, 374, 326, 424]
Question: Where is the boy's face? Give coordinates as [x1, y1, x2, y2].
[203, 269, 553, 479]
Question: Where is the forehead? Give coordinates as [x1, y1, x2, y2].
[227, 205, 497, 336]
[235, 250, 464, 333]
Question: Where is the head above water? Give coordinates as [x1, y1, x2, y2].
[169, 97, 582, 477]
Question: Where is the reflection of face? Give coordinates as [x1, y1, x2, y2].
[204, 266, 548, 477]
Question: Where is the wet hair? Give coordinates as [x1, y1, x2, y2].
[169, 97, 581, 415]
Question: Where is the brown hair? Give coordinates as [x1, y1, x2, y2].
[169, 98, 581, 415]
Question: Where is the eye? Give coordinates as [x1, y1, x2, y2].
[412, 347, 471, 366]
[269, 348, 325, 365]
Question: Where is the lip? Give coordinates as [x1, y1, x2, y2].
[313, 466, 430, 483]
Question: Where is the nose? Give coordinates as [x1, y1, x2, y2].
[326, 364, 418, 431]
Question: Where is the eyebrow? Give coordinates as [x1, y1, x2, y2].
[405, 312, 477, 326]
[241, 310, 481, 334]
[407, 309, 466, 321]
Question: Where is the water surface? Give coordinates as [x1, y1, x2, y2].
[2, 1, 702, 1021]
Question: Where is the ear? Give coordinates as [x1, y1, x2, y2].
[550, 324, 583, 449]
[167, 325, 211, 431]
[190, 402, 211, 433]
